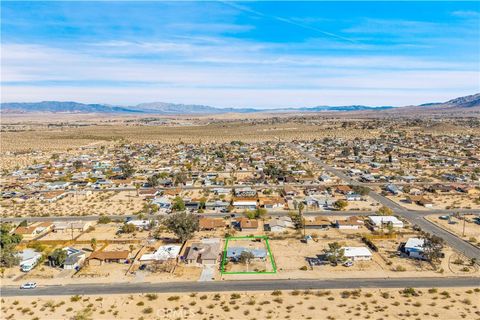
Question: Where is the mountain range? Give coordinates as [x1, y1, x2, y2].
[1, 93, 479, 115]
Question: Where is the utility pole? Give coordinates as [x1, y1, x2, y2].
[462, 213, 466, 237]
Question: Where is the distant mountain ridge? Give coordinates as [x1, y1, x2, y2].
[423, 93, 480, 109]
[1, 93, 478, 115]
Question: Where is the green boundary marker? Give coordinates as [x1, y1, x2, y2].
[221, 235, 277, 274]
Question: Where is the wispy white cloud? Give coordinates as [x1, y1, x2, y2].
[2, 42, 478, 107]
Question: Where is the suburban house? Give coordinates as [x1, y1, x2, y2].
[403, 238, 426, 259]
[406, 195, 434, 207]
[342, 247, 373, 261]
[199, 217, 226, 231]
[234, 187, 257, 198]
[226, 247, 267, 262]
[258, 196, 285, 209]
[232, 197, 258, 210]
[205, 200, 229, 212]
[345, 193, 362, 201]
[185, 239, 221, 265]
[53, 221, 93, 233]
[335, 216, 363, 229]
[126, 219, 154, 230]
[336, 185, 352, 195]
[140, 245, 181, 262]
[139, 188, 159, 198]
[264, 217, 294, 232]
[386, 184, 401, 195]
[40, 190, 68, 202]
[234, 218, 259, 231]
[63, 247, 86, 270]
[152, 196, 171, 210]
[15, 222, 53, 240]
[319, 174, 332, 182]
[282, 186, 299, 197]
[87, 250, 129, 266]
[367, 216, 404, 230]
[304, 217, 331, 229]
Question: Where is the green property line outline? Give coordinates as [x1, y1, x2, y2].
[221, 235, 277, 274]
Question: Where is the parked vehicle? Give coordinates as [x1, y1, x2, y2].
[343, 261, 354, 267]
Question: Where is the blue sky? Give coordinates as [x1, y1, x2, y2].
[1, 1, 479, 108]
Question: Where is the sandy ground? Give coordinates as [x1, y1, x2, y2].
[426, 214, 480, 245]
[1, 191, 145, 218]
[1, 288, 479, 320]
[386, 195, 480, 211]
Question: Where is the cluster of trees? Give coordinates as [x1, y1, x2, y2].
[49, 248, 67, 267]
[147, 172, 169, 187]
[351, 185, 370, 196]
[162, 211, 199, 243]
[421, 233, 444, 265]
[0, 224, 22, 267]
[243, 208, 267, 219]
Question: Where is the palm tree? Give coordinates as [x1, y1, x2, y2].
[90, 238, 97, 252]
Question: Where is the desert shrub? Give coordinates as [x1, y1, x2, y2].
[395, 265, 406, 272]
[400, 288, 418, 297]
[145, 293, 158, 301]
[167, 296, 180, 301]
[142, 307, 153, 314]
[271, 290, 282, 296]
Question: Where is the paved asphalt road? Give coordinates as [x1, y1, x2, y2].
[291, 144, 480, 261]
[0, 210, 377, 223]
[2, 277, 479, 297]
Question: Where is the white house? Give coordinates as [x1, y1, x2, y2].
[368, 216, 404, 229]
[342, 247, 372, 261]
[404, 238, 425, 259]
[346, 193, 362, 201]
[127, 219, 154, 230]
[140, 245, 181, 262]
[233, 200, 257, 210]
[18, 249, 42, 272]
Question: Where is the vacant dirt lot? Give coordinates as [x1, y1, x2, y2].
[2, 288, 479, 320]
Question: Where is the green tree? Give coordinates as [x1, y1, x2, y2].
[172, 196, 186, 212]
[147, 174, 160, 187]
[239, 251, 255, 265]
[352, 186, 370, 196]
[377, 206, 393, 216]
[324, 242, 346, 265]
[0, 224, 22, 267]
[422, 233, 444, 265]
[289, 211, 303, 230]
[49, 248, 67, 267]
[162, 211, 199, 243]
[90, 238, 97, 251]
[120, 161, 134, 178]
[334, 200, 348, 211]
[97, 216, 111, 224]
[121, 223, 136, 233]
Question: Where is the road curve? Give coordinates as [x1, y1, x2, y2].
[2, 277, 479, 297]
[289, 144, 480, 261]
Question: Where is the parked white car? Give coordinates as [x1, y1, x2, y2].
[20, 282, 37, 289]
